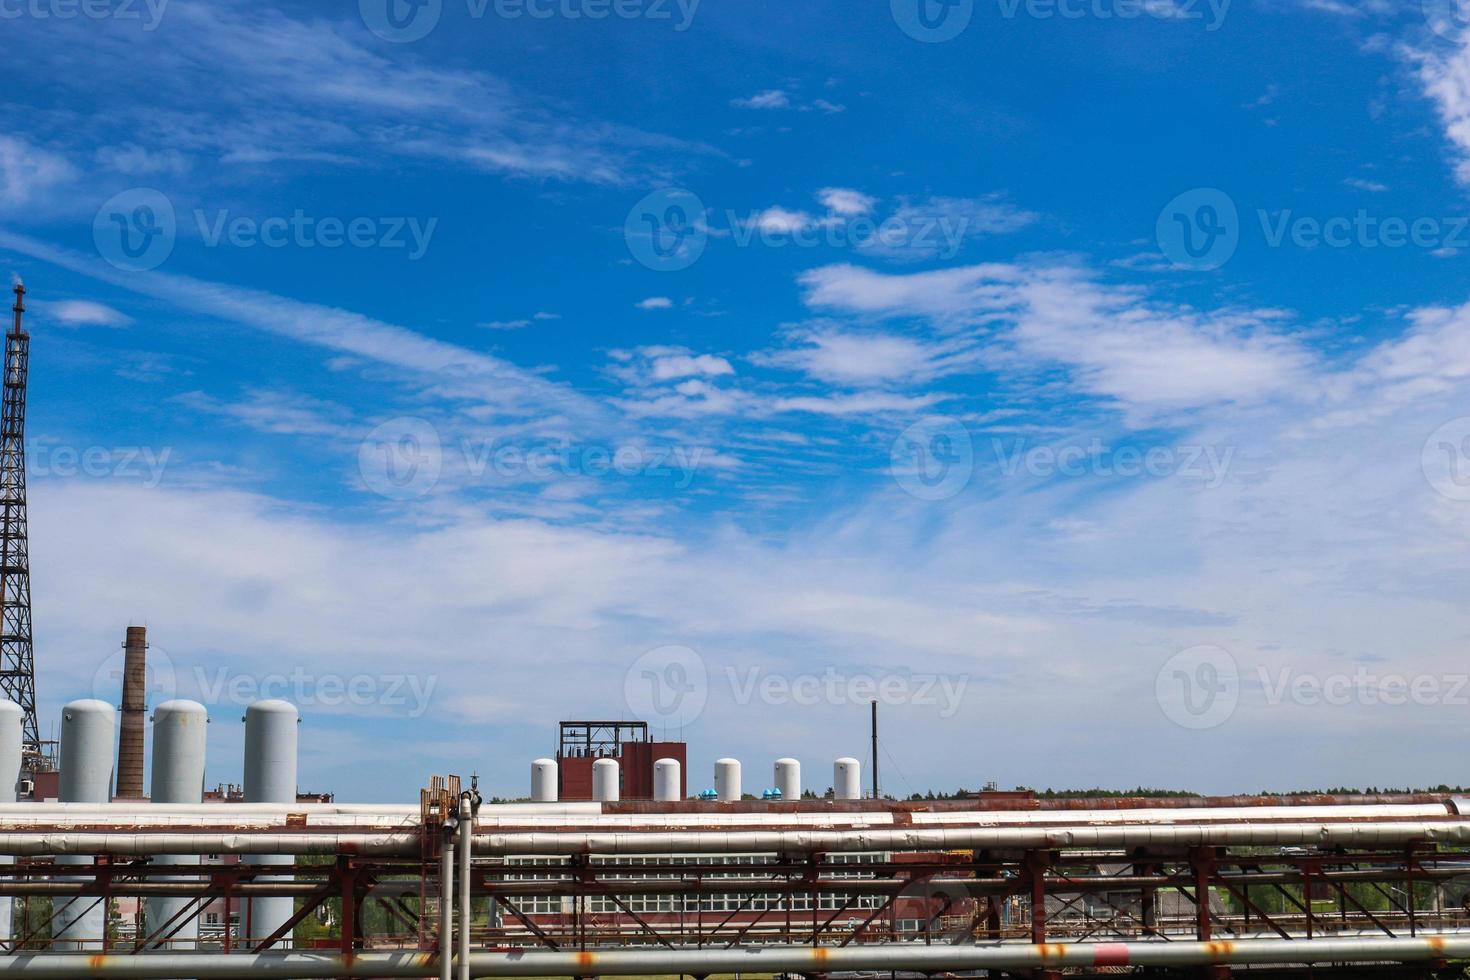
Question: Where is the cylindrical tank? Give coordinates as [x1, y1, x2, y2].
[531, 759, 557, 803]
[775, 758, 800, 801]
[56, 699, 116, 950]
[148, 700, 207, 949]
[653, 759, 681, 802]
[715, 758, 741, 802]
[834, 757, 862, 801]
[0, 699, 21, 945]
[592, 758, 619, 802]
[244, 700, 298, 948]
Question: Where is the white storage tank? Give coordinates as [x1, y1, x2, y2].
[653, 758, 681, 802]
[244, 700, 298, 948]
[592, 758, 619, 802]
[0, 699, 21, 946]
[531, 759, 558, 803]
[714, 758, 741, 802]
[56, 699, 116, 950]
[149, 700, 208, 949]
[834, 757, 862, 801]
[774, 758, 800, 801]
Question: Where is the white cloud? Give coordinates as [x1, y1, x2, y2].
[1343, 177, 1389, 193]
[801, 262, 1315, 416]
[636, 296, 674, 310]
[756, 327, 975, 387]
[818, 188, 876, 216]
[1405, 34, 1470, 186]
[0, 136, 76, 210]
[731, 89, 791, 109]
[39, 299, 131, 327]
[752, 206, 817, 234]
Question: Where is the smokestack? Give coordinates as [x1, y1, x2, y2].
[115, 625, 147, 798]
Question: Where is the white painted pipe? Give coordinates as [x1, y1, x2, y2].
[147, 701, 207, 951]
[8, 935, 1470, 976]
[774, 758, 800, 801]
[834, 757, 861, 801]
[455, 796, 470, 980]
[714, 759, 740, 803]
[591, 759, 619, 802]
[653, 759, 680, 802]
[243, 700, 297, 948]
[437, 831, 453, 980]
[529, 760, 557, 803]
[0, 700, 21, 947]
[56, 699, 115, 951]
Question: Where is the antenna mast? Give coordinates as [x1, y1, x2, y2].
[0, 283, 42, 771]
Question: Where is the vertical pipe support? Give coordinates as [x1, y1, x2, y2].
[457, 793, 472, 980]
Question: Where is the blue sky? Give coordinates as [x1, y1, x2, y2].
[4, 0, 1470, 800]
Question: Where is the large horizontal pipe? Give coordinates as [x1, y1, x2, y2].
[478, 819, 1470, 855]
[3, 817, 1470, 856]
[5, 936, 1470, 977]
[0, 801, 1451, 832]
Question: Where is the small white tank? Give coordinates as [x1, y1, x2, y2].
[774, 758, 800, 801]
[653, 759, 681, 802]
[56, 699, 116, 950]
[714, 758, 741, 802]
[531, 759, 558, 803]
[244, 700, 298, 948]
[592, 758, 620, 802]
[0, 699, 21, 946]
[244, 700, 298, 804]
[150, 700, 208, 949]
[834, 757, 862, 801]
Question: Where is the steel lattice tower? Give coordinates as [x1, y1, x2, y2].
[0, 283, 40, 760]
